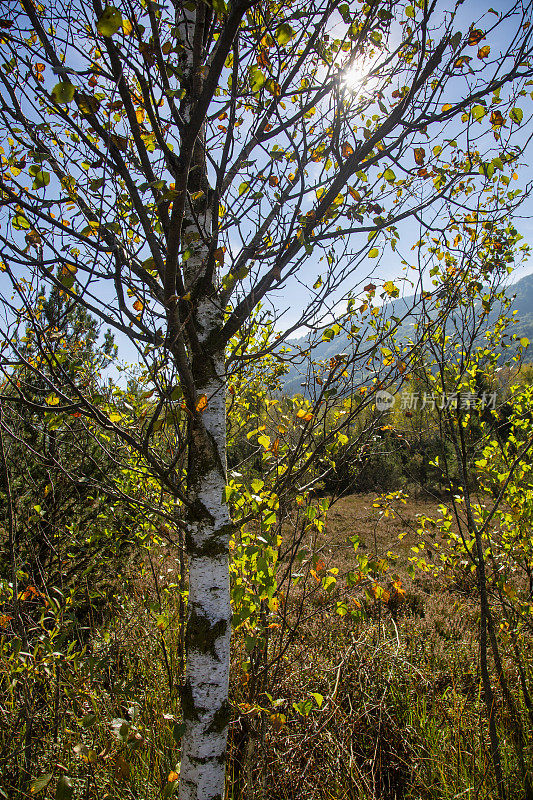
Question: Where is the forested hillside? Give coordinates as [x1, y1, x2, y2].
[282, 271, 533, 396]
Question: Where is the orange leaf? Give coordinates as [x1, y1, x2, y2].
[133, 299, 143, 311]
[269, 713, 286, 731]
[341, 142, 354, 158]
[490, 110, 505, 127]
[478, 45, 490, 59]
[392, 579, 405, 597]
[168, 771, 179, 783]
[413, 147, 425, 166]
[257, 49, 270, 67]
[468, 28, 485, 45]
[269, 175, 279, 186]
[196, 395, 208, 412]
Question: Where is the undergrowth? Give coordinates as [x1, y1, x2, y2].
[1, 515, 532, 800]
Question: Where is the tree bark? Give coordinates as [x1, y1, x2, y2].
[179, 341, 232, 800]
[170, 4, 233, 795]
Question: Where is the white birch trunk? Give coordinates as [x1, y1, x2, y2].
[178, 342, 231, 800]
[174, 5, 232, 795]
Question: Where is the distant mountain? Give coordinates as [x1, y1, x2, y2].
[280, 272, 533, 396]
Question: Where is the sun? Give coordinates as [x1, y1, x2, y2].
[343, 63, 368, 89]
[342, 60, 378, 95]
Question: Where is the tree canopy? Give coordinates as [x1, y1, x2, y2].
[2, 0, 533, 797]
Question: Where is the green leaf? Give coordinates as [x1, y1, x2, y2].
[368, 248, 379, 258]
[12, 214, 30, 230]
[211, 0, 227, 15]
[405, 5, 414, 17]
[520, 337, 529, 348]
[60, 272, 75, 289]
[51, 82, 75, 104]
[249, 66, 266, 93]
[162, 780, 178, 799]
[450, 31, 462, 50]
[172, 721, 186, 743]
[96, 6, 123, 37]
[30, 774, 54, 795]
[510, 107, 523, 124]
[471, 104, 486, 121]
[55, 776, 74, 800]
[238, 182, 250, 196]
[275, 22, 296, 46]
[310, 692, 324, 708]
[29, 166, 50, 190]
[383, 168, 396, 183]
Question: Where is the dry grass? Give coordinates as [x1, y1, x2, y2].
[3, 493, 531, 800]
[228, 492, 532, 800]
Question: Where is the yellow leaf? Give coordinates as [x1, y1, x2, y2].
[122, 18, 133, 35]
[135, 107, 145, 124]
[45, 394, 60, 406]
[257, 434, 270, 449]
[441, 103, 452, 112]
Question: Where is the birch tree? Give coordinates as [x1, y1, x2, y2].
[1, 0, 533, 797]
